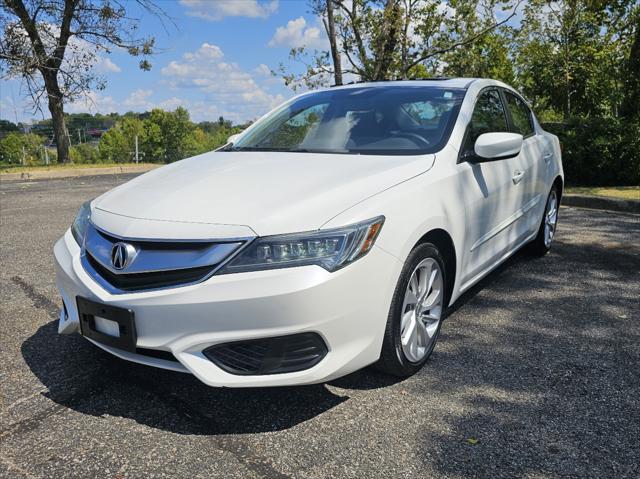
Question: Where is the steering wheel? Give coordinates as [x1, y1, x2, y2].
[391, 132, 430, 148]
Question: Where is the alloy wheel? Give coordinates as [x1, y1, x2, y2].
[400, 258, 444, 363]
[544, 190, 558, 248]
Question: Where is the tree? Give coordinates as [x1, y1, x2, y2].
[441, 29, 515, 83]
[144, 107, 192, 163]
[618, 1, 640, 119]
[0, 131, 44, 164]
[0, 0, 165, 163]
[279, 0, 522, 89]
[0, 119, 20, 132]
[514, 0, 638, 120]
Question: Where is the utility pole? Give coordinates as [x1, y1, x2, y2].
[135, 135, 139, 164]
[43, 145, 50, 165]
[22, 146, 26, 165]
[78, 129, 82, 144]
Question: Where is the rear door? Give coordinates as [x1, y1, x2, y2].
[457, 88, 526, 286]
[502, 89, 545, 236]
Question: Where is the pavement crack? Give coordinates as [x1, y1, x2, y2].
[11, 276, 59, 319]
[0, 403, 66, 441]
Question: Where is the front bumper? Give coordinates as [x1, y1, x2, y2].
[54, 229, 402, 387]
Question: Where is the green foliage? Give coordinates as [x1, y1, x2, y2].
[72, 143, 99, 163]
[284, 0, 522, 88]
[0, 120, 20, 132]
[514, 0, 638, 119]
[0, 133, 45, 165]
[145, 107, 193, 163]
[95, 107, 241, 164]
[442, 29, 515, 84]
[543, 117, 640, 186]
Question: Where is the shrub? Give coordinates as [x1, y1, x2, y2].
[542, 117, 640, 186]
[72, 143, 99, 163]
[0, 132, 45, 165]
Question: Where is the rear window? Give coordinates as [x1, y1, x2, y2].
[504, 91, 535, 137]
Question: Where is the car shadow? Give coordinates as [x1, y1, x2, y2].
[21, 319, 350, 435]
[16, 245, 540, 435]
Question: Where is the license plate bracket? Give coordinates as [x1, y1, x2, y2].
[77, 296, 137, 352]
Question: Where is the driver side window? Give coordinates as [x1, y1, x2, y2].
[462, 89, 508, 153]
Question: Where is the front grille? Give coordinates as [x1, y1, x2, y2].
[203, 333, 328, 375]
[86, 252, 214, 292]
[81, 223, 246, 293]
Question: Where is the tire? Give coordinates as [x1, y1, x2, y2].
[375, 243, 447, 377]
[527, 185, 560, 256]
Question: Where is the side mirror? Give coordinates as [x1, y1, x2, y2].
[471, 132, 523, 162]
[227, 133, 240, 145]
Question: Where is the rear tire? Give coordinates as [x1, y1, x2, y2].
[527, 186, 560, 256]
[375, 243, 447, 377]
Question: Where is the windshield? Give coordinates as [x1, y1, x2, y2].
[228, 86, 466, 155]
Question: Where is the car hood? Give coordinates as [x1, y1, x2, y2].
[94, 151, 434, 237]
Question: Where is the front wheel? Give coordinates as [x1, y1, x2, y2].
[375, 243, 446, 377]
[527, 186, 559, 256]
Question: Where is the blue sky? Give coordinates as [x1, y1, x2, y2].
[1, 0, 329, 124]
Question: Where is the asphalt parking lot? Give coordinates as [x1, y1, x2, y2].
[1, 174, 639, 478]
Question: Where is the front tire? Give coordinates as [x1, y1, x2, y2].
[375, 243, 446, 377]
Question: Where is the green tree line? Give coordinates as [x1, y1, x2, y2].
[0, 109, 244, 165]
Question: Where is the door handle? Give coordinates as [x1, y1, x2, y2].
[543, 152, 553, 163]
[512, 170, 525, 184]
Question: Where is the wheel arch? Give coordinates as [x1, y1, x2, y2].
[415, 228, 457, 306]
[553, 175, 564, 201]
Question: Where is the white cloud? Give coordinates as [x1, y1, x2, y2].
[123, 89, 153, 109]
[184, 42, 223, 61]
[158, 97, 185, 110]
[94, 57, 121, 73]
[268, 17, 327, 49]
[180, 0, 278, 21]
[66, 91, 117, 114]
[254, 63, 272, 76]
[159, 43, 288, 122]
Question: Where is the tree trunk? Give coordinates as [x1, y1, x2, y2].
[326, 0, 342, 85]
[42, 71, 71, 163]
[372, 0, 401, 81]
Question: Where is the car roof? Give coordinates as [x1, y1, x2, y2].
[329, 78, 481, 90]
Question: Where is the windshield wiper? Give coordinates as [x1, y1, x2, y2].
[220, 146, 355, 154]
[286, 148, 355, 154]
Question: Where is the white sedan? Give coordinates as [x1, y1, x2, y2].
[54, 78, 563, 387]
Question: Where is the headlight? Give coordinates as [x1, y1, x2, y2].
[218, 216, 384, 274]
[71, 201, 92, 246]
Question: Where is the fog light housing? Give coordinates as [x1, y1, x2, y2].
[203, 332, 328, 375]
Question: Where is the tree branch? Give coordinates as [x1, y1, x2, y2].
[4, 0, 48, 60]
[51, 0, 78, 69]
[403, 0, 524, 74]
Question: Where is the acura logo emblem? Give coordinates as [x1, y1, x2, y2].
[111, 242, 136, 270]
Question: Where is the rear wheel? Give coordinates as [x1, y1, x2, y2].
[376, 243, 446, 377]
[527, 186, 559, 256]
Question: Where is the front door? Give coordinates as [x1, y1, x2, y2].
[457, 88, 528, 287]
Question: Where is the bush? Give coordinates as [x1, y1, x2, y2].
[0, 132, 46, 165]
[542, 117, 640, 186]
[71, 143, 99, 163]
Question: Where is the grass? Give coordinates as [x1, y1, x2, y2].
[0, 162, 157, 174]
[566, 186, 640, 201]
